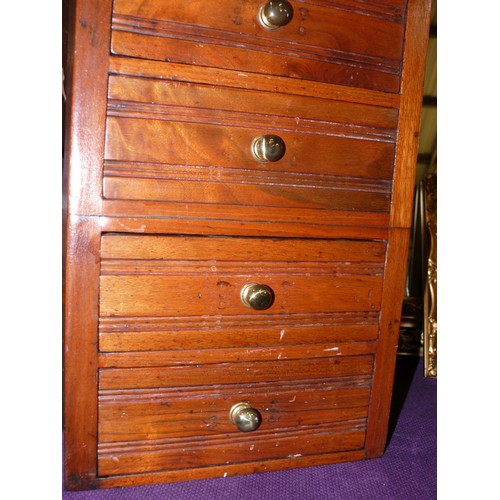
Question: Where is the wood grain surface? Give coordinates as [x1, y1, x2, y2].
[111, 0, 406, 92]
[99, 234, 385, 317]
[63, 0, 431, 489]
[104, 73, 396, 212]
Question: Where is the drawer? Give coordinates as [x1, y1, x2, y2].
[111, 0, 407, 93]
[97, 351, 373, 476]
[104, 75, 397, 213]
[99, 234, 386, 351]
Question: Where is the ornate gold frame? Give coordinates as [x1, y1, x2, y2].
[423, 172, 437, 377]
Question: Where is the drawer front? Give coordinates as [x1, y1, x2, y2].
[98, 353, 373, 476]
[99, 234, 386, 349]
[99, 234, 385, 352]
[111, 0, 407, 92]
[104, 75, 397, 214]
[98, 234, 383, 476]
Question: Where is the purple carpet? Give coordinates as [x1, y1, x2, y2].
[63, 356, 436, 499]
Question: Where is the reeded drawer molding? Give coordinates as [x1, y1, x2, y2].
[106, 100, 397, 142]
[99, 355, 374, 390]
[105, 75, 398, 147]
[111, 0, 406, 92]
[108, 57, 402, 108]
[99, 235, 385, 317]
[98, 419, 366, 476]
[103, 161, 391, 193]
[98, 342, 377, 368]
[99, 374, 373, 402]
[98, 205, 391, 241]
[97, 359, 372, 475]
[99, 311, 380, 352]
[104, 74, 397, 213]
[101, 259, 385, 277]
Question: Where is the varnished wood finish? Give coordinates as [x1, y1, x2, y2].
[63, 0, 431, 490]
[97, 449, 367, 488]
[63, 0, 112, 489]
[63, 0, 111, 216]
[365, 227, 412, 457]
[111, 0, 406, 92]
[98, 343, 377, 367]
[108, 57, 402, 108]
[99, 204, 391, 240]
[391, 0, 433, 228]
[99, 235, 385, 317]
[63, 216, 100, 490]
[104, 74, 396, 213]
[98, 420, 366, 476]
[363, 2, 432, 455]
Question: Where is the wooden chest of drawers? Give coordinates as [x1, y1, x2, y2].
[63, 0, 431, 490]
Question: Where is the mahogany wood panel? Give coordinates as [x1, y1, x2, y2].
[365, 227, 411, 457]
[108, 57, 401, 108]
[63, 0, 114, 487]
[100, 274, 383, 317]
[98, 420, 366, 476]
[364, 0, 432, 456]
[103, 73, 396, 212]
[97, 449, 367, 487]
[97, 354, 372, 476]
[391, 0, 432, 228]
[99, 381, 370, 441]
[99, 314, 380, 352]
[107, 74, 399, 128]
[104, 115, 395, 177]
[99, 235, 385, 317]
[101, 234, 387, 261]
[98, 342, 377, 367]
[100, 201, 391, 240]
[63, 216, 101, 490]
[98, 211, 391, 240]
[99, 355, 373, 389]
[63, 0, 110, 216]
[111, 0, 406, 92]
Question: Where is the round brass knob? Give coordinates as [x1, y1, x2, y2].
[240, 282, 275, 310]
[258, 1, 294, 30]
[229, 402, 262, 432]
[251, 135, 286, 162]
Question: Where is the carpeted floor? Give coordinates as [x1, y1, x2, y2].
[63, 356, 436, 499]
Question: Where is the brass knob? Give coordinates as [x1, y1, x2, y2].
[229, 402, 262, 432]
[258, 1, 294, 30]
[251, 135, 286, 162]
[241, 282, 275, 310]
